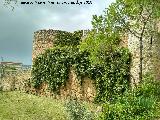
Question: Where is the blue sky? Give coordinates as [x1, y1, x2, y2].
[0, 0, 115, 65]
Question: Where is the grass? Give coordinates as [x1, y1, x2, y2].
[0, 91, 68, 120]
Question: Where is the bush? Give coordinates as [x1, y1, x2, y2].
[99, 96, 156, 120]
[98, 73, 160, 120]
[135, 73, 160, 100]
[65, 99, 94, 120]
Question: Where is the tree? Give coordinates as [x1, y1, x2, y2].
[90, 0, 160, 83]
[3, 0, 18, 11]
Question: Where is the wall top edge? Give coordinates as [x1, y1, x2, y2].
[34, 29, 92, 34]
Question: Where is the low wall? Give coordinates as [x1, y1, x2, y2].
[0, 70, 31, 91]
[28, 69, 96, 102]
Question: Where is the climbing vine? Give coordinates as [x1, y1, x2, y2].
[32, 30, 131, 102]
[32, 46, 91, 93]
[54, 30, 83, 47]
[94, 47, 131, 103]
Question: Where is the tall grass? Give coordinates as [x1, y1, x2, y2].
[0, 91, 68, 120]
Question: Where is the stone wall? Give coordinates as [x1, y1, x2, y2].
[32, 29, 97, 101]
[31, 27, 160, 101]
[0, 70, 31, 91]
[81, 77, 96, 101]
[60, 68, 96, 101]
[128, 25, 160, 84]
[28, 68, 96, 102]
[32, 29, 57, 61]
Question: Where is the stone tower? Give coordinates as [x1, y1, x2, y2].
[32, 29, 56, 61]
[32, 29, 95, 101]
[32, 29, 90, 62]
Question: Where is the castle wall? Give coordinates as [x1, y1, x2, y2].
[59, 68, 96, 101]
[128, 28, 160, 85]
[31, 28, 160, 101]
[32, 29, 96, 101]
[32, 29, 58, 61]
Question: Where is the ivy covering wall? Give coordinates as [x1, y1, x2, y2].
[32, 46, 90, 93]
[31, 30, 131, 102]
[54, 30, 83, 47]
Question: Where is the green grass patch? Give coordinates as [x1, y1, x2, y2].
[0, 91, 68, 120]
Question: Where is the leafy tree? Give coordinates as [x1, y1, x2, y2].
[90, 0, 160, 82]
[3, 0, 18, 10]
[79, 16, 131, 103]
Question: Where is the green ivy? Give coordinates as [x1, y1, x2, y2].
[54, 30, 83, 47]
[32, 46, 91, 93]
[32, 46, 130, 102]
[32, 30, 131, 102]
[94, 47, 131, 103]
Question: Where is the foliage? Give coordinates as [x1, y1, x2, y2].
[79, 31, 121, 65]
[32, 46, 91, 93]
[54, 30, 83, 47]
[65, 99, 94, 120]
[92, 0, 160, 82]
[92, 0, 160, 37]
[32, 41, 130, 101]
[99, 96, 156, 120]
[99, 73, 160, 120]
[79, 22, 131, 103]
[78, 17, 131, 103]
[135, 73, 160, 100]
[94, 47, 131, 103]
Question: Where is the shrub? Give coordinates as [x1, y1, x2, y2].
[99, 96, 156, 120]
[135, 73, 160, 100]
[65, 99, 94, 120]
[98, 73, 160, 120]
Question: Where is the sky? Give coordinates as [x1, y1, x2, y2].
[0, 0, 115, 65]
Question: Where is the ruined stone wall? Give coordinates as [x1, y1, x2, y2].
[32, 29, 58, 61]
[32, 29, 96, 101]
[128, 24, 160, 84]
[31, 28, 160, 101]
[81, 77, 96, 101]
[60, 68, 96, 101]
[0, 70, 31, 91]
[32, 68, 96, 102]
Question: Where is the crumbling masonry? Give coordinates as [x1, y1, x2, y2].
[32, 28, 160, 101]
